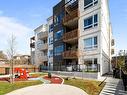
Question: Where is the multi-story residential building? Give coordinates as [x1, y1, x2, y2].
[32, 24, 48, 71]
[52, 0, 114, 75]
[30, 0, 114, 76]
[30, 36, 35, 65]
[47, 16, 54, 70]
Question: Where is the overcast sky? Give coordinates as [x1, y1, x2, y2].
[0, 0, 126, 55]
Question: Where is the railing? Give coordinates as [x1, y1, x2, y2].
[111, 49, 115, 55]
[112, 39, 115, 46]
[38, 43, 48, 51]
[30, 42, 35, 48]
[37, 32, 48, 39]
[63, 29, 78, 42]
[63, 50, 78, 59]
[63, 9, 78, 24]
[65, 0, 78, 10]
[42, 56, 48, 61]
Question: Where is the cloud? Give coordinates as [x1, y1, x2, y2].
[0, 16, 32, 55]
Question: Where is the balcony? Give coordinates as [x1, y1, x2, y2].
[63, 29, 78, 43]
[37, 32, 48, 40]
[112, 39, 115, 46]
[30, 42, 35, 48]
[63, 50, 78, 59]
[42, 56, 48, 61]
[38, 43, 48, 51]
[63, 9, 78, 26]
[111, 49, 115, 55]
[65, 0, 78, 12]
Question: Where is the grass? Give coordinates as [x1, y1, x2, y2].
[29, 72, 48, 78]
[64, 78, 105, 95]
[0, 80, 42, 95]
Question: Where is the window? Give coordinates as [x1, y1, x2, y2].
[54, 30, 63, 41]
[84, 14, 98, 30]
[43, 50, 47, 56]
[54, 13, 63, 26]
[84, 0, 98, 9]
[49, 37, 53, 45]
[54, 45, 64, 56]
[49, 24, 53, 33]
[49, 50, 53, 58]
[84, 36, 98, 50]
[84, 58, 98, 71]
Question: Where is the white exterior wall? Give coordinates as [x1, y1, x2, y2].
[47, 16, 53, 70]
[34, 24, 48, 67]
[100, 0, 111, 75]
[79, 0, 112, 76]
[78, 0, 101, 64]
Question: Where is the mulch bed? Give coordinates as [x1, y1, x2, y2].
[43, 76, 63, 84]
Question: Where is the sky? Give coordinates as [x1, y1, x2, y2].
[0, 0, 126, 55]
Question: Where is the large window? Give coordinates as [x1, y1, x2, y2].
[54, 12, 64, 26]
[54, 30, 63, 41]
[49, 24, 53, 33]
[84, 36, 98, 50]
[84, 0, 98, 9]
[84, 58, 98, 72]
[49, 37, 53, 45]
[54, 45, 64, 56]
[84, 14, 98, 30]
[49, 50, 53, 58]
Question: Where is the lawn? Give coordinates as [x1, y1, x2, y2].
[29, 72, 48, 78]
[64, 78, 105, 95]
[0, 80, 42, 95]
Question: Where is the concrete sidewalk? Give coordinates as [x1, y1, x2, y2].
[6, 84, 88, 95]
[99, 77, 127, 95]
[0, 75, 10, 78]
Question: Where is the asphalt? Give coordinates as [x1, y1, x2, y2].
[6, 84, 88, 95]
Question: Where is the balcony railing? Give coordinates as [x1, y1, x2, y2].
[63, 50, 78, 59]
[112, 39, 115, 46]
[63, 9, 78, 24]
[37, 32, 48, 39]
[63, 29, 78, 42]
[38, 43, 48, 51]
[65, 0, 78, 12]
[111, 49, 115, 55]
[42, 56, 48, 61]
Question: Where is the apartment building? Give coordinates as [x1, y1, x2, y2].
[52, 0, 114, 75]
[30, 24, 48, 71]
[30, 36, 35, 65]
[78, 0, 113, 75]
[30, 0, 114, 76]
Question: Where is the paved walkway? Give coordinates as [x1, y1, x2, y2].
[99, 77, 127, 95]
[6, 84, 88, 95]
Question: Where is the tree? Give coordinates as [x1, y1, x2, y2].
[117, 56, 124, 68]
[7, 34, 17, 84]
[0, 51, 7, 59]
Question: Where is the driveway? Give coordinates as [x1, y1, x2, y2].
[6, 84, 88, 95]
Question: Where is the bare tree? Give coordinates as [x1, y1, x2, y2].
[7, 34, 17, 84]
